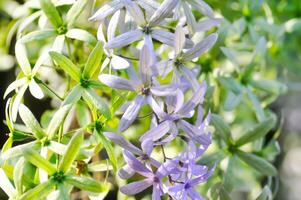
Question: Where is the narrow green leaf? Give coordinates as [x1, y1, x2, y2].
[19, 104, 45, 139]
[211, 114, 232, 144]
[236, 150, 277, 176]
[1, 141, 39, 161]
[249, 80, 287, 95]
[235, 116, 276, 147]
[14, 158, 25, 195]
[76, 101, 91, 127]
[88, 161, 113, 172]
[223, 156, 236, 192]
[95, 129, 117, 172]
[59, 131, 83, 173]
[19, 30, 57, 43]
[256, 185, 272, 200]
[247, 87, 266, 122]
[82, 42, 104, 79]
[47, 104, 72, 139]
[19, 180, 55, 200]
[39, 0, 63, 28]
[66, 29, 97, 46]
[58, 184, 70, 200]
[199, 151, 226, 167]
[49, 51, 81, 82]
[223, 91, 242, 111]
[218, 77, 242, 94]
[0, 168, 15, 197]
[23, 149, 56, 175]
[83, 89, 111, 119]
[65, 175, 109, 193]
[262, 140, 281, 161]
[220, 47, 240, 68]
[63, 84, 84, 105]
[66, 0, 88, 27]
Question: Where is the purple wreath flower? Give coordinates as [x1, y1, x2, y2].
[104, 132, 160, 179]
[139, 82, 207, 144]
[120, 150, 179, 200]
[99, 44, 178, 132]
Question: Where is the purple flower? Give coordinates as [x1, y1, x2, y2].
[104, 132, 160, 179]
[139, 82, 207, 144]
[99, 45, 177, 132]
[120, 150, 179, 200]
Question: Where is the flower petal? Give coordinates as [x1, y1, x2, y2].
[149, 0, 179, 26]
[123, 0, 146, 26]
[196, 18, 222, 32]
[104, 132, 143, 155]
[111, 55, 130, 69]
[89, 0, 123, 21]
[119, 95, 145, 132]
[141, 139, 153, 156]
[139, 45, 153, 84]
[174, 25, 185, 55]
[182, 33, 218, 62]
[29, 79, 44, 99]
[105, 30, 143, 49]
[152, 29, 193, 48]
[178, 82, 207, 116]
[120, 179, 152, 195]
[140, 120, 171, 142]
[123, 150, 153, 177]
[99, 74, 135, 91]
[118, 164, 136, 179]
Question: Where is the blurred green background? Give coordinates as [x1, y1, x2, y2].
[0, 0, 300, 199]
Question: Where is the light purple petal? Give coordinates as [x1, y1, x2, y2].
[141, 139, 153, 157]
[196, 18, 222, 32]
[146, 95, 165, 119]
[151, 84, 177, 96]
[139, 45, 153, 84]
[119, 95, 145, 132]
[187, 188, 204, 200]
[120, 179, 153, 195]
[123, 150, 153, 177]
[182, 33, 218, 62]
[89, 0, 123, 21]
[152, 183, 162, 200]
[156, 159, 180, 178]
[104, 132, 142, 155]
[149, 0, 179, 26]
[151, 29, 193, 48]
[178, 82, 207, 116]
[105, 29, 143, 49]
[140, 120, 171, 142]
[123, 0, 146, 26]
[118, 164, 136, 179]
[99, 74, 135, 91]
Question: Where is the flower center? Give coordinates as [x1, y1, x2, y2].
[141, 154, 149, 161]
[141, 87, 150, 95]
[153, 176, 160, 183]
[184, 183, 191, 189]
[142, 26, 152, 34]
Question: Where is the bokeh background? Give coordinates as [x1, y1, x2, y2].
[0, 0, 300, 199]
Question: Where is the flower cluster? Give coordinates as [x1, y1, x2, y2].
[92, 0, 219, 199]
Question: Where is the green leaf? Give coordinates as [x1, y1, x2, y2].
[19, 104, 45, 139]
[218, 77, 242, 94]
[47, 104, 72, 139]
[57, 184, 70, 200]
[199, 151, 226, 167]
[65, 175, 109, 193]
[66, 29, 97, 46]
[49, 51, 81, 82]
[39, 0, 63, 28]
[63, 84, 84, 105]
[23, 149, 57, 175]
[220, 47, 240, 68]
[83, 89, 111, 119]
[88, 161, 113, 172]
[19, 30, 57, 43]
[1, 141, 40, 161]
[19, 180, 55, 200]
[223, 91, 242, 111]
[82, 42, 104, 79]
[249, 80, 287, 95]
[211, 114, 232, 144]
[235, 116, 276, 147]
[247, 87, 266, 122]
[14, 158, 25, 195]
[95, 129, 117, 172]
[76, 101, 91, 127]
[66, 0, 88, 27]
[59, 131, 83, 173]
[256, 185, 272, 200]
[223, 156, 236, 192]
[0, 168, 16, 197]
[262, 140, 281, 161]
[236, 150, 277, 176]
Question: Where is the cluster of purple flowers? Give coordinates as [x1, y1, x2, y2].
[91, 0, 220, 199]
